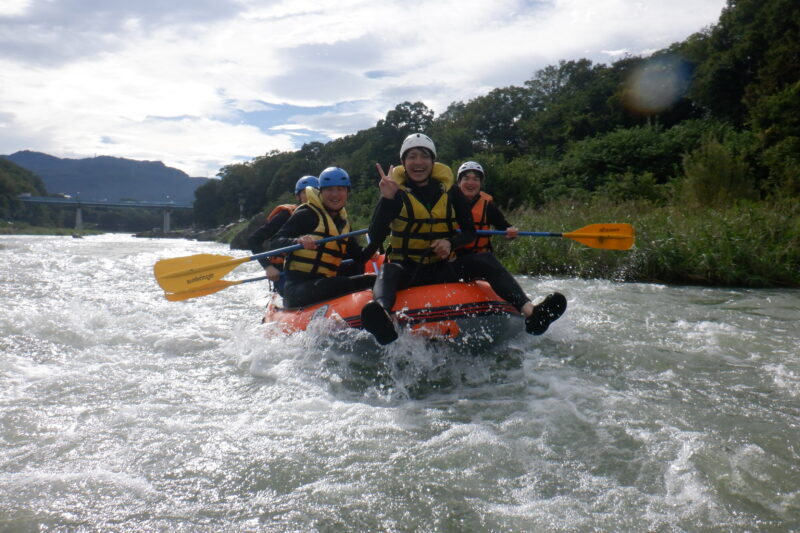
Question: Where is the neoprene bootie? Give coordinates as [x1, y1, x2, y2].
[525, 292, 567, 335]
[361, 301, 398, 345]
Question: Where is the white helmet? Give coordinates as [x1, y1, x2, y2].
[400, 133, 436, 160]
[457, 161, 485, 181]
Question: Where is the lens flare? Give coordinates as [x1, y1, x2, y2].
[623, 56, 691, 115]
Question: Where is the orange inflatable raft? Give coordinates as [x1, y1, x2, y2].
[263, 280, 523, 346]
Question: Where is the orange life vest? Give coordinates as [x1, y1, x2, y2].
[266, 204, 297, 266]
[462, 192, 493, 253]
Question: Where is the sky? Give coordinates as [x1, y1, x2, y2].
[0, 0, 727, 178]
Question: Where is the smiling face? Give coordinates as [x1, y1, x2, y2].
[458, 171, 483, 200]
[320, 186, 348, 213]
[402, 148, 434, 184]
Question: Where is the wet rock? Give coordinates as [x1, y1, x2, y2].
[229, 213, 266, 250]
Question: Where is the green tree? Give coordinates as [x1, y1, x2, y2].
[427, 102, 474, 163]
[691, 0, 800, 125]
[465, 86, 530, 157]
[520, 59, 628, 157]
[749, 82, 800, 195]
[0, 158, 47, 219]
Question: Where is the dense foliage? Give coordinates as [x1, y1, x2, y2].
[0, 158, 46, 220]
[493, 198, 800, 287]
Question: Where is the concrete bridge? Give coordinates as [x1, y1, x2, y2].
[19, 195, 193, 232]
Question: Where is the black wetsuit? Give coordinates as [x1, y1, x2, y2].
[248, 209, 292, 269]
[367, 179, 531, 312]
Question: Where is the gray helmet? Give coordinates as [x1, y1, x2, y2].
[457, 161, 485, 181]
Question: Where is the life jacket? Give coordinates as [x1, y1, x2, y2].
[285, 189, 350, 277]
[267, 204, 297, 220]
[462, 192, 493, 254]
[266, 204, 297, 266]
[388, 162, 457, 264]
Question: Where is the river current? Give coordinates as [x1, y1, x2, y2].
[1, 234, 798, 532]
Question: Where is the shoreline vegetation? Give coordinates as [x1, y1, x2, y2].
[0, 222, 104, 236]
[493, 198, 799, 288]
[5, 198, 797, 288]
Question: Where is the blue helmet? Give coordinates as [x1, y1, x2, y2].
[318, 166, 351, 188]
[294, 175, 319, 195]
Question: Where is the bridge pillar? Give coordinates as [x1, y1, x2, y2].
[75, 207, 83, 230]
[163, 208, 171, 233]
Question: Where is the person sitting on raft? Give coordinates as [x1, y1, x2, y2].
[359, 133, 567, 345]
[268, 166, 376, 308]
[455, 160, 519, 256]
[248, 175, 319, 295]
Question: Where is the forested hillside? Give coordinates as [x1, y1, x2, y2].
[195, 0, 798, 286]
[0, 158, 47, 220]
[2, 151, 209, 203]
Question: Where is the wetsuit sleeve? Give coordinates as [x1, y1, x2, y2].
[248, 210, 292, 268]
[268, 207, 318, 250]
[348, 237, 364, 256]
[339, 236, 368, 275]
[449, 188, 477, 249]
[366, 196, 402, 251]
[486, 202, 512, 231]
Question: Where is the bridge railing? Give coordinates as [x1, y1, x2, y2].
[18, 195, 193, 231]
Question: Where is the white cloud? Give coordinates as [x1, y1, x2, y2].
[0, 0, 727, 176]
[90, 117, 296, 177]
[0, 0, 32, 17]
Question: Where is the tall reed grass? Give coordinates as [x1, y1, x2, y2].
[493, 198, 800, 287]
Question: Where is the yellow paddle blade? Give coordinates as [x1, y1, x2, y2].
[164, 279, 243, 301]
[563, 223, 635, 250]
[153, 253, 249, 293]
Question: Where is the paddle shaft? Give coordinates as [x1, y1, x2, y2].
[478, 230, 562, 237]
[472, 223, 634, 250]
[228, 275, 269, 285]
[476, 230, 627, 239]
[250, 228, 368, 261]
[159, 228, 369, 281]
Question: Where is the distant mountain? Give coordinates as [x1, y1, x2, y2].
[0, 151, 210, 203]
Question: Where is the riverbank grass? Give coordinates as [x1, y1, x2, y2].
[494, 199, 799, 287]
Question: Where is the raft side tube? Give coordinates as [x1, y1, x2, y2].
[263, 281, 522, 342]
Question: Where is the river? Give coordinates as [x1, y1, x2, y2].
[1, 234, 798, 532]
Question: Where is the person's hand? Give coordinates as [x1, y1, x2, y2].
[430, 239, 452, 259]
[376, 163, 399, 199]
[265, 265, 281, 282]
[297, 235, 318, 250]
[505, 226, 519, 239]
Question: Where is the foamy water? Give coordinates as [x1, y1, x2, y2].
[1, 234, 798, 531]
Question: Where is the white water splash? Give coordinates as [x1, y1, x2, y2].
[1, 234, 799, 531]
